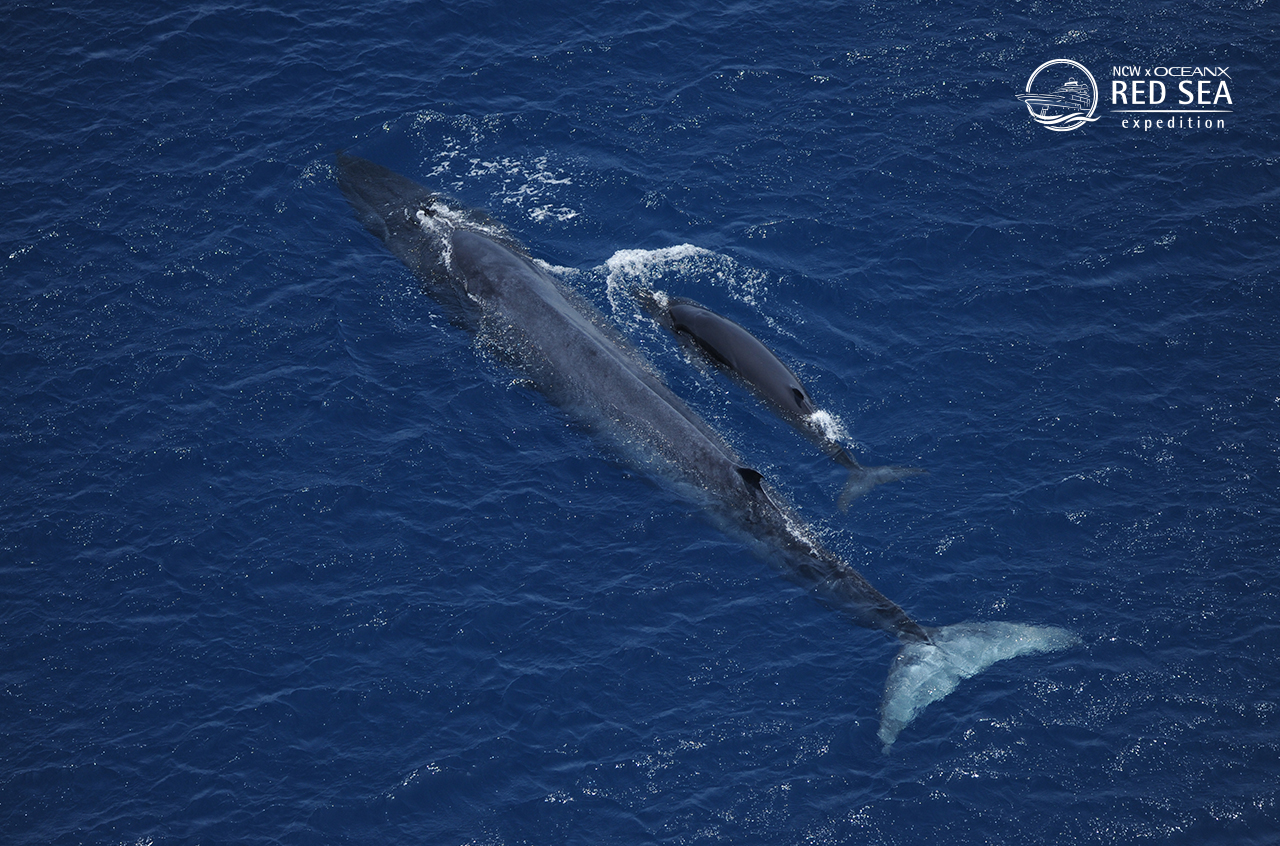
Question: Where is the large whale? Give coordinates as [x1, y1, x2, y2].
[335, 153, 1076, 749]
[635, 289, 925, 508]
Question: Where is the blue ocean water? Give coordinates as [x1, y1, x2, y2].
[3, 0, 1278, 843]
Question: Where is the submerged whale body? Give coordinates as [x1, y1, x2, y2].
[636, 289, 925, 508]
[335, 153, 1076, 749]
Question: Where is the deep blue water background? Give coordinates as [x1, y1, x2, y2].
[3, 1, 1279, 843]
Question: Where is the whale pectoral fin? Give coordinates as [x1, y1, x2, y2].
[736, 466, 765, 490]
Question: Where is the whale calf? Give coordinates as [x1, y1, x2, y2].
[636, 290, 925, 508]
[336, 153, 1075, 749]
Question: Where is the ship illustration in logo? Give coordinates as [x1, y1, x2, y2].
[1018, 60, 1100, 132]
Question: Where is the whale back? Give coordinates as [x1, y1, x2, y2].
[665, 301, 816, 421]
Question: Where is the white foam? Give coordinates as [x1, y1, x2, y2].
[598, 244, 713, 324]
[805, 408, 849, 443]
[529, 205, 580, 223]
[878, 622, 1078, 751]
[602, 244, 713, 290]
[532, 257, 581, 279]
[462, 154, 581, 223]
[397, 110, 581, 221]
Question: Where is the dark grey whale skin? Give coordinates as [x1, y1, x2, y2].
[336, 153, 928, 643]
[636, 292, 925, 507]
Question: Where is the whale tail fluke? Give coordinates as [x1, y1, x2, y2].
[878, 622, 1079, 751]
[837, 462, 927, 510]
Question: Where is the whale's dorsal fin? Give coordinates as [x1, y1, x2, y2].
[736, 466, 765, 490]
